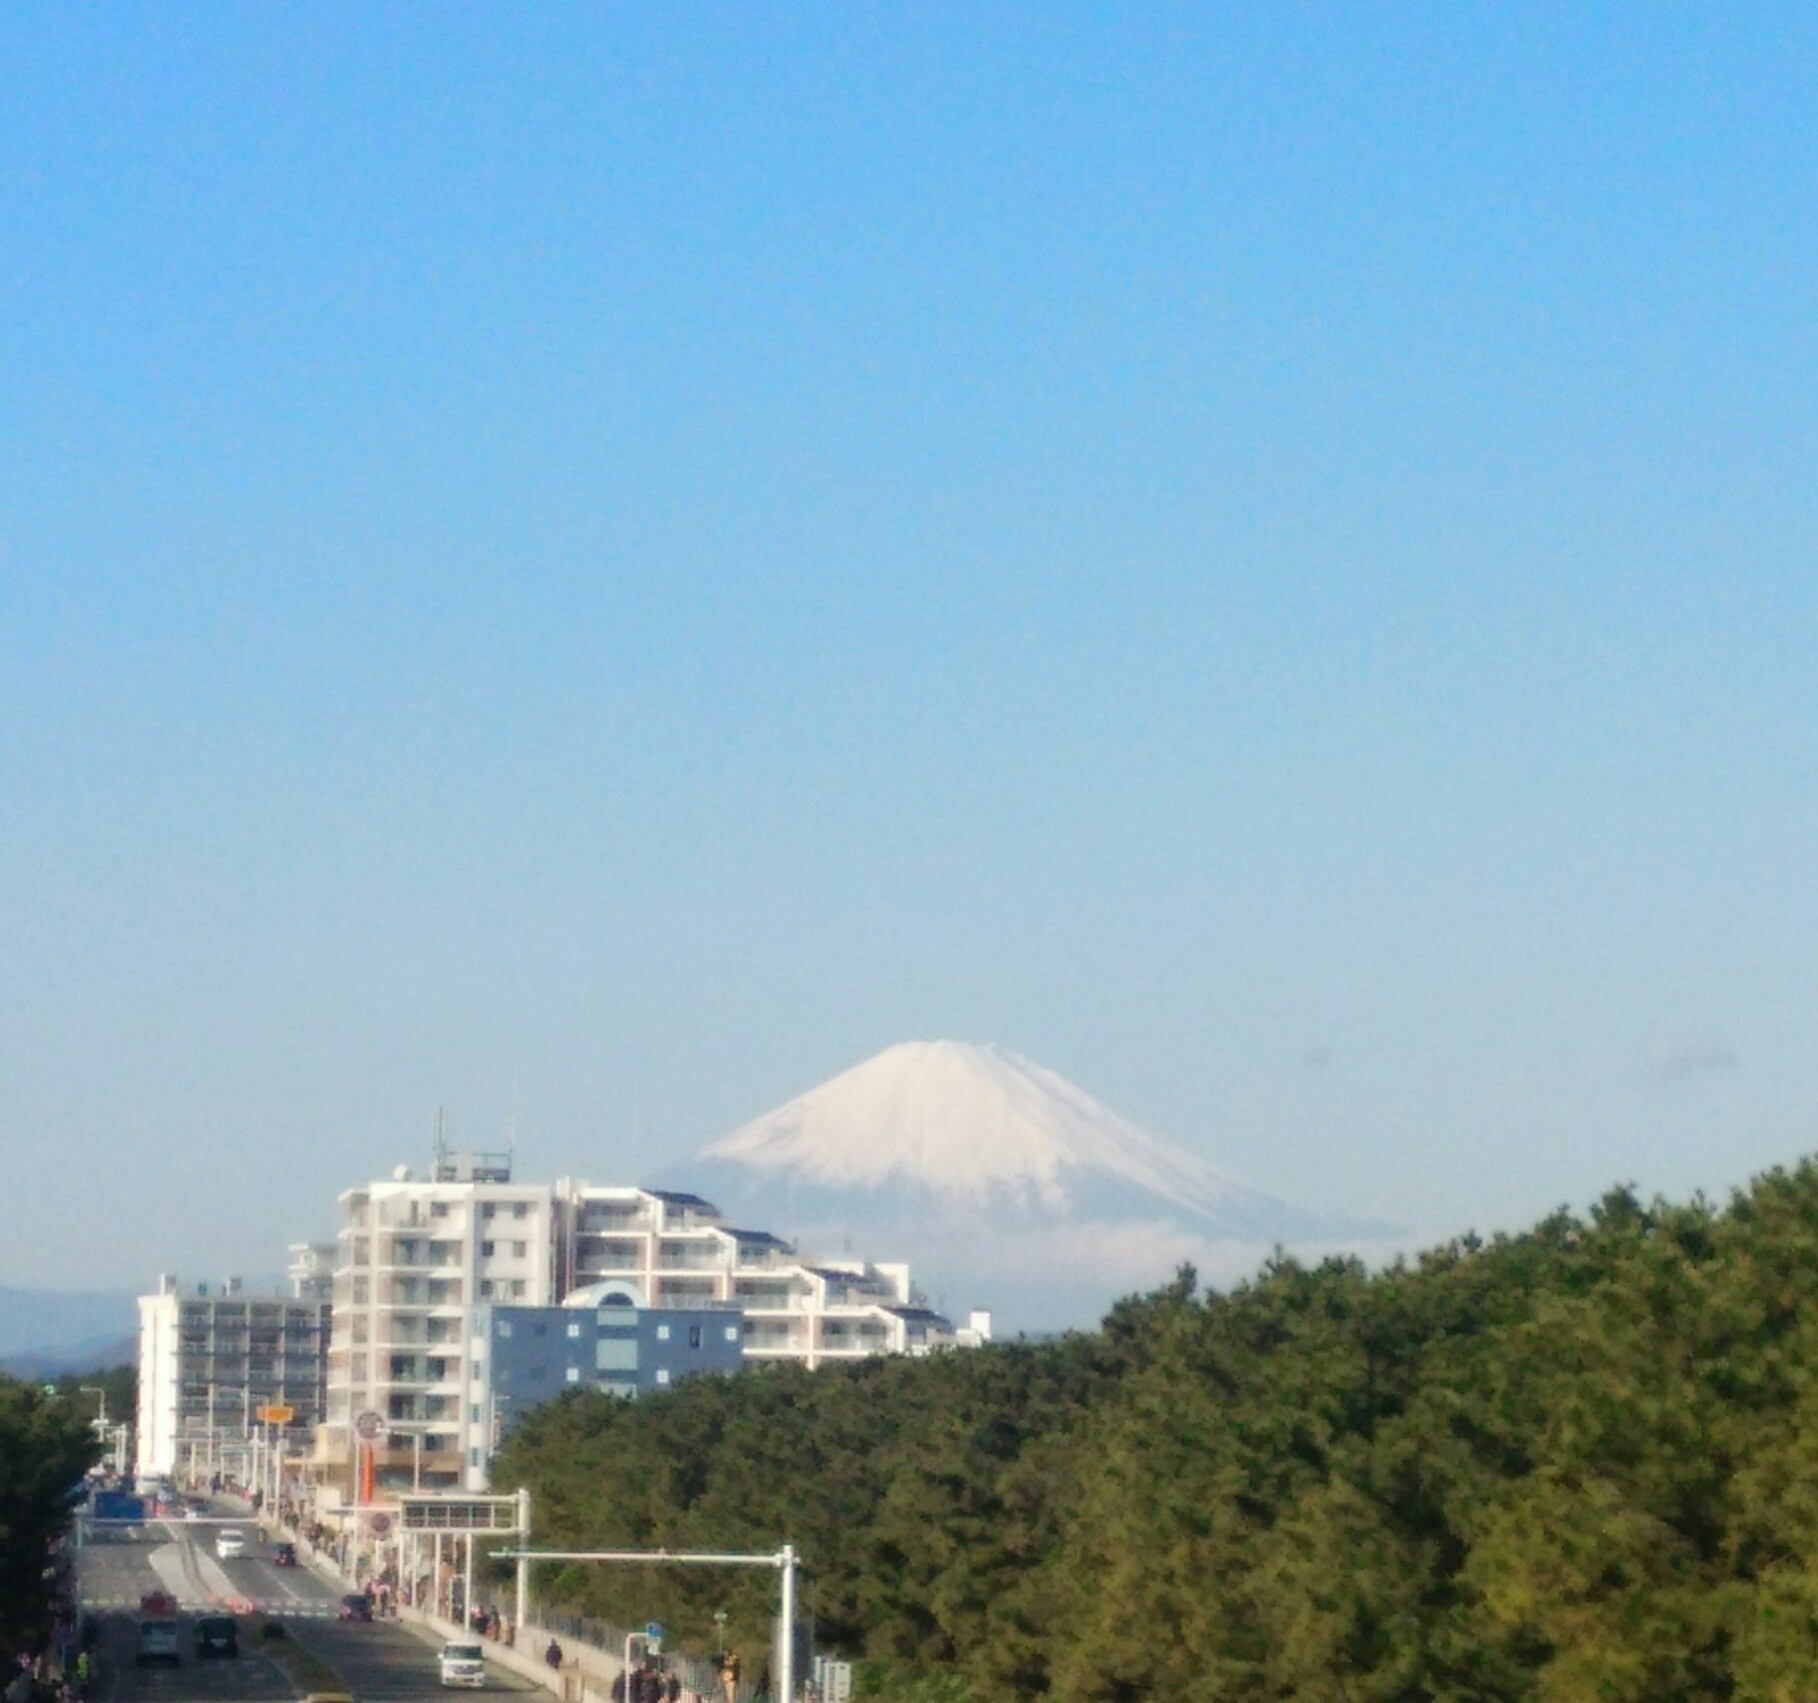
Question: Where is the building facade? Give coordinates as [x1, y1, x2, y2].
[474, 1285, 744, 1448]
[324, 1149, 558, 1492]
[135, 1277, 331, 1480]
[321, 1149, 981, 1492]
[560, 1185, 968, 1365]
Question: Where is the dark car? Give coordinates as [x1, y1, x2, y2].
[195, 1615, 238, 1658]
[273, 1541, 297, 1567]
[338, 1594, 374, 1622]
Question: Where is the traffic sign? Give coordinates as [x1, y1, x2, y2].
[368, 1512, 393, 1535]
[646, 1622, 663, 1653]
[355, 1410, 386, 1441]
[258, 1404, 295, 1425]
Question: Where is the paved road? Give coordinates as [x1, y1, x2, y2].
[78, 1509, 542, 1702]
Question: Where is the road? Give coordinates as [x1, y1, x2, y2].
[78, 1507, 542, 1703]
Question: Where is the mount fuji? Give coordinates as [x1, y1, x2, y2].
[679, 1041, 1393, 1333]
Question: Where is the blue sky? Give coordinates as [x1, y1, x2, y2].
[3, 5, 1815, 1291]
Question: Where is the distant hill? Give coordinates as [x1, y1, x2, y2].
[0, 1335, 138, 1379]
[0, 1284, 138, 1369]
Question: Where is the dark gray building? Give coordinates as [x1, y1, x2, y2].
[473, 1281, 744, 1449]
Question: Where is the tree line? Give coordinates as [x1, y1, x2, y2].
[0, 1380, 102, 1670]
[493, 1161, 1818, 1702]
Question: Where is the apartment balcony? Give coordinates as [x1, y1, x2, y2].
[378, 1280, 466, 1309]
[576, 1206, 650, 1232]
[574, 1254, 643, 1275]
[371, 1232, 465, 1269]
[576, 1229, 647, 1251]
[734, 1290, 809, 1311]
[816, 1330, 895, 1356]
[742, 1321, 809, 1348]
[383, 1358, 463, 1389]
[386, 1396, 461, 1424]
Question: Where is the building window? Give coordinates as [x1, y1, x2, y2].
[688, 1325, 702, 1349]
[482, 1241, 496, 1257]
[655, 1324, 671, 1341]
[567, 1323, 581, 1339]
[480, 1281, 494, 1299]
[596, 1338, 638, 1372]
[513, 1202, 529, 1219]
[471, 1404, 481, 1424]
[511, 1281, 527, 1299]
[481, 1204, 496, 1219]
[566, 1367, 580, 1384]
[512, 1241, 528, 1257]
[656, 1369, 671, 1385]
[724, 1326, 740, 1343]
[497, 1321, 512, 1339]
[431, 1203, 449, 1219]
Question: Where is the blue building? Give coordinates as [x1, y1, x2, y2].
[473, 1280, 744, 1448]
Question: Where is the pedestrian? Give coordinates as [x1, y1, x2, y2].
[546, 1638, 563, 1671]
[665, 1671, 682, 1703]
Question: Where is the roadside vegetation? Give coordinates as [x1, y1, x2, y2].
[0, 1379, 101, 1669]
[494, 1159, 1818, 1702]
[42, 1363, 135, 1427]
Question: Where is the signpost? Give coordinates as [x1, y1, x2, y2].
[354, 1410, 385, 1507]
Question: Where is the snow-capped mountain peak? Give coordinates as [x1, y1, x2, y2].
[704, 1039, 1289, 1231]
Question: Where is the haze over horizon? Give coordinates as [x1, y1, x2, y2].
[4, 7, 1816, 1294]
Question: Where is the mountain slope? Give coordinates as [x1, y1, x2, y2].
[682, 1041, 1392, 1330]
[0, 1285, 138, 1362]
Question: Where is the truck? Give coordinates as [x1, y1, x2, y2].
[92, 1489, 147, 1523]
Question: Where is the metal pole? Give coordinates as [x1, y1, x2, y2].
[779, 1545, 796, 1703]
[435, 1530, 444, 1618]
[463, 1531, 476, 1634]
[515, 1488, 530, 1643]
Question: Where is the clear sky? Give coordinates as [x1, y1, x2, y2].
[3, 5, 1815, 1292]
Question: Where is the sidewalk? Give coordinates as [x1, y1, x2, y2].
[393, 1602, 626, 1703]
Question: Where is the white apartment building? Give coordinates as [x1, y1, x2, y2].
[323, 1151, 982, 1492]
[325, 1149, 557, 1492]
[560, 1184, 963, 1365]
[136, 1277, 330, 1480]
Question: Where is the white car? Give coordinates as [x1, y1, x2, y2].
[215, 1528, 245, 1559]
[439, 1641, 486, 1688]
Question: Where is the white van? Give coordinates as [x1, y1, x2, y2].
[137, 1618, 181, 1666]
[439, 1641, 486, 1688]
